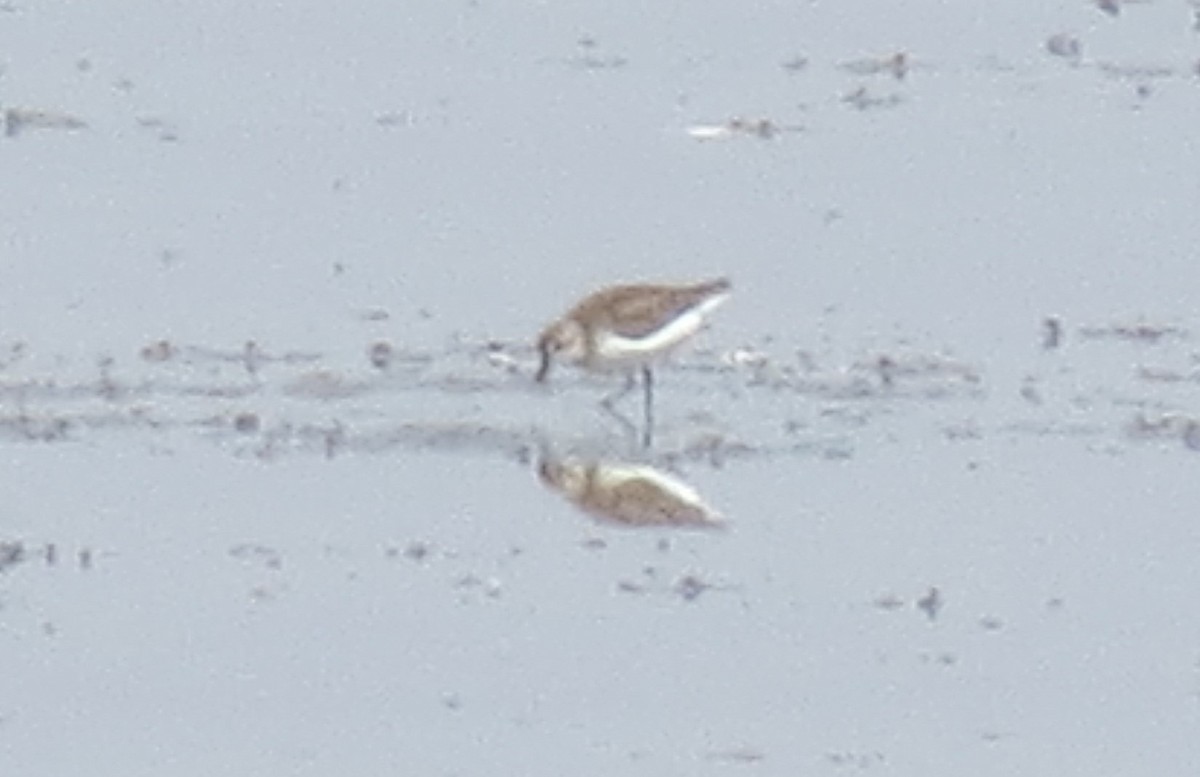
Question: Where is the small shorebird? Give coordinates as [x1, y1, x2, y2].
[535, 277, 731, 446]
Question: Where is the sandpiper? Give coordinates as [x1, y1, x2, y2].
[535, 277, 731, 446]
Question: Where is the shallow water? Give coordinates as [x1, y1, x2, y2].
[3, 1, 1200, 775]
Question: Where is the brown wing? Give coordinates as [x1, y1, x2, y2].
[593, 476, 720, 528]
[580, 278, 730, 339]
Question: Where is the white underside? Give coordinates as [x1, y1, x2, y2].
[593, 292, 729, 368]
[595, 462, 724, 524]
[546, 457, 723, 526]
[592, 461, 705, 503]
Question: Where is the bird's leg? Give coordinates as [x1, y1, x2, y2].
[600, 371, 637, 410]
[641, 365, 654, 449]
[599, 375, 639, 448]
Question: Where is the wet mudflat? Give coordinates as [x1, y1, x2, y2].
[3, 1, 1200, 775]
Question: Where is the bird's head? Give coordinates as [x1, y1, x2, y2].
[535, 319, 585, 382]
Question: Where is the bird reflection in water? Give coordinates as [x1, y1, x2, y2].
[537, 454, 724, 530]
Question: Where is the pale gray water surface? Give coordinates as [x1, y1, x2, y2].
[3, 1, 1200, 775]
